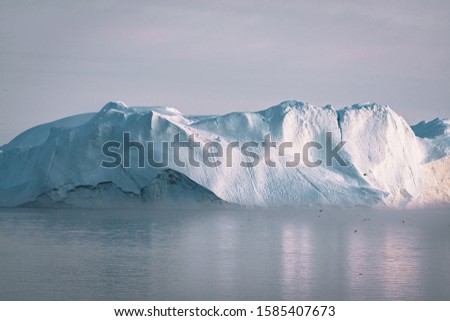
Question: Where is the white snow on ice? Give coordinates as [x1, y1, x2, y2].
[0, 101, 448, 208]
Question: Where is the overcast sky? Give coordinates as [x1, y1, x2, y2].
[0, 0, 449, 144]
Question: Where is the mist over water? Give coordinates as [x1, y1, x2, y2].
[0, 207, 449, 300]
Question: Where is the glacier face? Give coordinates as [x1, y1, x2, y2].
[0, 100, 442, 208]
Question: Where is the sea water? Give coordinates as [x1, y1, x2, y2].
[0, 207, 449, 300]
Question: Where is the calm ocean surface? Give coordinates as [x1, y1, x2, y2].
[0, 207, 449, 300]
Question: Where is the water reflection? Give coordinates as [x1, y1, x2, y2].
[213, 215, 239, 297]
[0, 208, 449, 300]
[281, 224, 312, 299]
[380, 226, 422, 299]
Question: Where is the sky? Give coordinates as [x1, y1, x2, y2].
[0, 0, 449, 144]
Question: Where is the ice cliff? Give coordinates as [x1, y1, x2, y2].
[0, 100, 447, 208]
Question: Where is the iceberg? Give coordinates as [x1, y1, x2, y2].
[412, 118, 450, 139]
[0, 100, 448, 208]
[411, 118, 450, 163]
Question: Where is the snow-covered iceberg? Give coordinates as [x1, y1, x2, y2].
[412, 118, 450, 139]
[408, 117, 450, 206]
[411, 118, 450, 163]
[0, 100, 447, 208]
